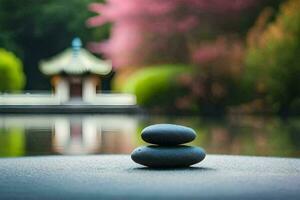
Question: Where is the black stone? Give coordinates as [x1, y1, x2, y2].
[131, 145, 206, 168]
[141, 124, 196, 145]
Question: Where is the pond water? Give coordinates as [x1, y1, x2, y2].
[0, 115, 299, 158]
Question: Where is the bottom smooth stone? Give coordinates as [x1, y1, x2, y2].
[131, 145, 206, 168]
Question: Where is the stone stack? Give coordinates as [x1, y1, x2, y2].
[131, 124, 206, 168]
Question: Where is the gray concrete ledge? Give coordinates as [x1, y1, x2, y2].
[0, 155, 299, 199]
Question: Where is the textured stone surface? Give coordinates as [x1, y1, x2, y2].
[141, 124, 196, 145]
[131, 145, 206, 167]
[0, 155, 300, 199]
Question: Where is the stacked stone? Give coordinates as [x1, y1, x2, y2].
[131, 124, 206, 168]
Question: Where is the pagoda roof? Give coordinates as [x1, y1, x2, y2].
[40, 38, 112, 76]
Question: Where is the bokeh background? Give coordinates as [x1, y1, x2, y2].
[0, 0, 300, 157]
[1, 0, 299, 115]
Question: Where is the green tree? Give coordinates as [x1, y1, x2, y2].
[0, 48, 25, 92]
[0, 0, 108, 90]
[245, 0, 300, 114]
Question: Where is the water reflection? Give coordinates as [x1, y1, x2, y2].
[0, 115, 299, 157]
[0, 115, 137, 156]
[52, 116, 137, 154]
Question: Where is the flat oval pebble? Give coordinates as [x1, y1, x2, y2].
[131, 145, 206, 168]
[141, 124, 196, 145]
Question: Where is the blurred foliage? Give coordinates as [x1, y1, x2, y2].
[90, 0, 286, 114]
[120, 38, 256, 114]
[0, 48, 25, 92]
[245, 0, 300, 115]
[88, 0, 284, 67]
[88, 0, 260, 67]
[122, 65, 187, 112]
[178, 38, 254, 114]
[0, 0, 108, 90]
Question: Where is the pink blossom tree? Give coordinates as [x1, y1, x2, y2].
[87, 0, 258, 67]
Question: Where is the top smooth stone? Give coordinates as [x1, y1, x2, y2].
[141, 124, 196, 145]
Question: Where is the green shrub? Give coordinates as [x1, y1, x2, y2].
[122, 65, 187, 110]
[0, 48, 25, 92]
[245, 0, 300, 114]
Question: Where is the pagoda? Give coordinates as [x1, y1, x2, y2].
[40, 38, 112, 103]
